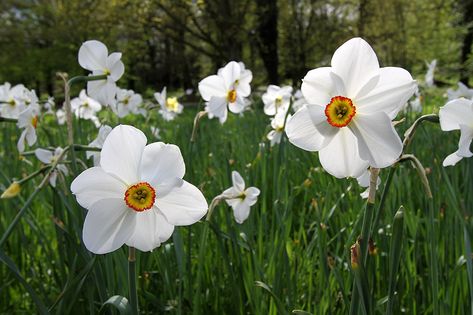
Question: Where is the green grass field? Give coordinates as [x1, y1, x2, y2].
[1, 88, 472, 314]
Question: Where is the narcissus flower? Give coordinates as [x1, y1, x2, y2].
[262, 85, 293, 116]
[17, 105, 39, 153]
[198, 61, 252, 123]
[0, 83, 27, 119]
[114, 88, 143, 118]
[439, 98, 473, 166]
[425, 59, 437, 88]
[78, 40, 124, 106]
[35, 147, 68, 187]
[86, 125, 112, 166]
[286, 37, 416, 178]
[71, 125, 208, 254]
[154, 87, 183, 121]
[222, 171, 260, 224]
[267, 112, 290, 146]
[71, 90, 102, 120]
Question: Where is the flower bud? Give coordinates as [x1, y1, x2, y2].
[350, 242, 361, 270]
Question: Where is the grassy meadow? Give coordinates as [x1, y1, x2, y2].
[1, 87, 472, 314]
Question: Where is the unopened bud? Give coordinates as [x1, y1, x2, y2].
[1, 182, 21, 199]
[368, 238, 378, 256]
[350, 242, 361, 270]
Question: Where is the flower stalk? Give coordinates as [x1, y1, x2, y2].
[128, 246, 139, 315]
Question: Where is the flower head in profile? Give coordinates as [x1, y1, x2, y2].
[447, 82, 473, 101]
[222, 171, 260, 224]
[71, 90, 102, 120]
[35, 147, 68, 187]
[78, 40, 125, 106]
[154, 87, 183, 121]
[198, 61, 252, 123]
[439, 98, 473, 166]
[86, 125, 112, 166]
[285, 37, 416, 178]
[262, 85, 293, 116]
[267, 112, 290, 146]
[71, 125, 208, 254]
[114, 88, 143, 118]
[17, 105, 40, 153]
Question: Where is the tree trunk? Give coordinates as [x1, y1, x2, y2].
[460, 0, 473, 85]
[255, 0, 279, 84]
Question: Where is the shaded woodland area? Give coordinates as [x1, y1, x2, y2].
[0, 0, 471, 96]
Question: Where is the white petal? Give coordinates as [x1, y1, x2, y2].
[107, 53, 124, 81]
[244, 187, 260, 206]
[350, 112, 402, 168]
[331, 38, 380, 97]
[198, 75, 226, 101]
[439, 98, 473, 131]
[205, 96, 228, 122]
[78, 40, 108, 71]
[233, 202, 251, 224]
[457, 124, 473, 157]
[71, 167, 126, 209]
[319, 128, 368, 178]
[220, 61, 240, 89]
[155, 180, 208, 225]
[286, 105, 334, 151]
[231, 171, 245, 191]
[35, 148, 53, 164]
[82, 198, 135, 254]
[125, 209, 174, 252]
[25, 127, 37, 146]
[17, 130, 26, 152]
[139, 142, 185, 186]
[222, 187, 240, 199]
[355, 67, 417, 119]
[301, 67, 337, 105]
[100, 125, 147, 184]
[49, 171, 58, 187]
[228, 96, 246, 114]
[443, 152, 463, 167]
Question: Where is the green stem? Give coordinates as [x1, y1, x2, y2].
[427, 197, 439, 315]
[371, 166, 396, 234]
[0, 117, 18, 123]
[128, 246, 139, 315]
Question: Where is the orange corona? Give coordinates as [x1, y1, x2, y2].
[124, 182, 156, 212]
[325, 96, 356, 128]
[227, 89, 237, 103]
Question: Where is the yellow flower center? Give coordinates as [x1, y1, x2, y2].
[8, 99, 16, 106]
[275, 96, 283, 107]
[123, 97, 129, 105]
[325, 96, 356, 128]
[227, 89, 237, 103]
[166, 97, 179, 112]
[124, 182, 156, 212]
[31, 116, 38, 129]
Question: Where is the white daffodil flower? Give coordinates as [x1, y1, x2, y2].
[222, 171, 260, 224]
[356, 169, 381, 199]
[0, 83, 27, 119]
[447, 82, 473, 101]
[71, 89, 102, 120]
[70, 125, 208, 254]
[56, 109, 66, 125]
[17, 105, 40, 153]
[114, 88, 143, 118]
[267, 112, 290, 146]
[86, 125, 112, 166]
[43, 97, 55, 114]
[285, 37, 417, 178]
[262, 85, 293, 116]
[198, 61, 252, 123]
[154, 87, 183, 121]
[439, 98, 473, 166]
[35, 147, 68, 187]
[78, 40, 125, 106]
[425, 59, 437, 88]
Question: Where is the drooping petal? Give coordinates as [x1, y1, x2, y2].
[233, 202, 251, 224]
[100, 125, 147, 184]
[155, 180, 207, 225]
[125, 208, 174, 252]
[331, 37, 380, 97]
[286, 105, 335, 151]
[78, 40, 108, 71]
[443, 152, 463, 167]
[350, 112, 402, 168]
[318, 128, 368, 178]
[355, 67, 417, 119]
[457, 124, 473, 157]
[439, 98, 473, 131]
[82, 198, 135, 254]
[301, 67, 337, 106]
[139, 142, 185, 186]
[198, 75, 227, 101]
[35, 148, 53, 164]
[231, 171, 245, 191]
[70, 166, 126, 209]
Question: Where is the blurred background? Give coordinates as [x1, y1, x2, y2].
[0, 0, 471, 96]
